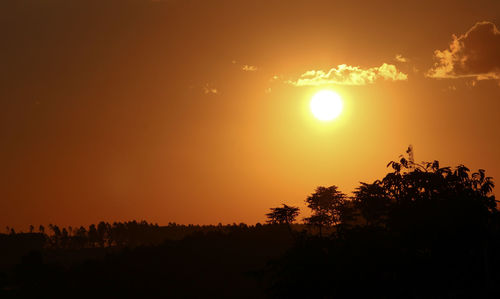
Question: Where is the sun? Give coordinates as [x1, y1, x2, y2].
[310, 90, 343, 121]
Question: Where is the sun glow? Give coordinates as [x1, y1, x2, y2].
[310, 90, 343, 121]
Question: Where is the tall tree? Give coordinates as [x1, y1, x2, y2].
[97, 221, 110, 248]
[304, 186, 347, 237]
[48, 224, 61, 247]
[88, 224, 98, 248]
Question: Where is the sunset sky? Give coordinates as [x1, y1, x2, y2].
[1, 0, 499, 230]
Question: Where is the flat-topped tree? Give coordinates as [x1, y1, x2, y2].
[266, 204, 300, 234]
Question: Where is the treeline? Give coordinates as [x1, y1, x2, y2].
[1, 221, 285, 251]
[0, 224, 295, 298]
[2, 148, 499, 297]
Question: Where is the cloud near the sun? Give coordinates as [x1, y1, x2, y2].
[427, 21, 500, 80]
[288, 63, 408, 86]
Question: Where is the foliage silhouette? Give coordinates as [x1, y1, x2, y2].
[1, 152, 499, 298]
[264, 153, 499, 298]
[0, 224, 294, 298]
[266, 204, 300, 235]
[304, 186, 349, 236]
[266, 204, 300, 225]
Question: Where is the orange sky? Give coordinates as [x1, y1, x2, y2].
[1, 0, 499, 230]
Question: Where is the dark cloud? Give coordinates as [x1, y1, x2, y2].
[427, 21, 500, 80]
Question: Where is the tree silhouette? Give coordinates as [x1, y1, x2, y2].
[353, 182, 390, 227]
[266, 204, 300, 225]
[2, 148, 498, 297]
[88, 224, 98, 248]
[74, 226, 88, 249]
[304, 186, 347, 237]
[264, 153, 498, 298]
[48, 224, 61, 247]
[97, 221, 110, 247]
[352, 152, 497, 236]
[61, 228, 69, 248]
[266, 204, 300, 234]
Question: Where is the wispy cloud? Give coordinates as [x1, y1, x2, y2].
[288, 63, 408, 86]
[395, 54, 407, 63]
[427, 21, 500, 81]
[203, 84, 218, 94]
[242, 65, 258, 71]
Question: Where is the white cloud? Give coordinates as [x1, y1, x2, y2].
[288, 63, 408, 86]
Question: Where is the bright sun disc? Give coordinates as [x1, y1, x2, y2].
[310, 90, 343, 121]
